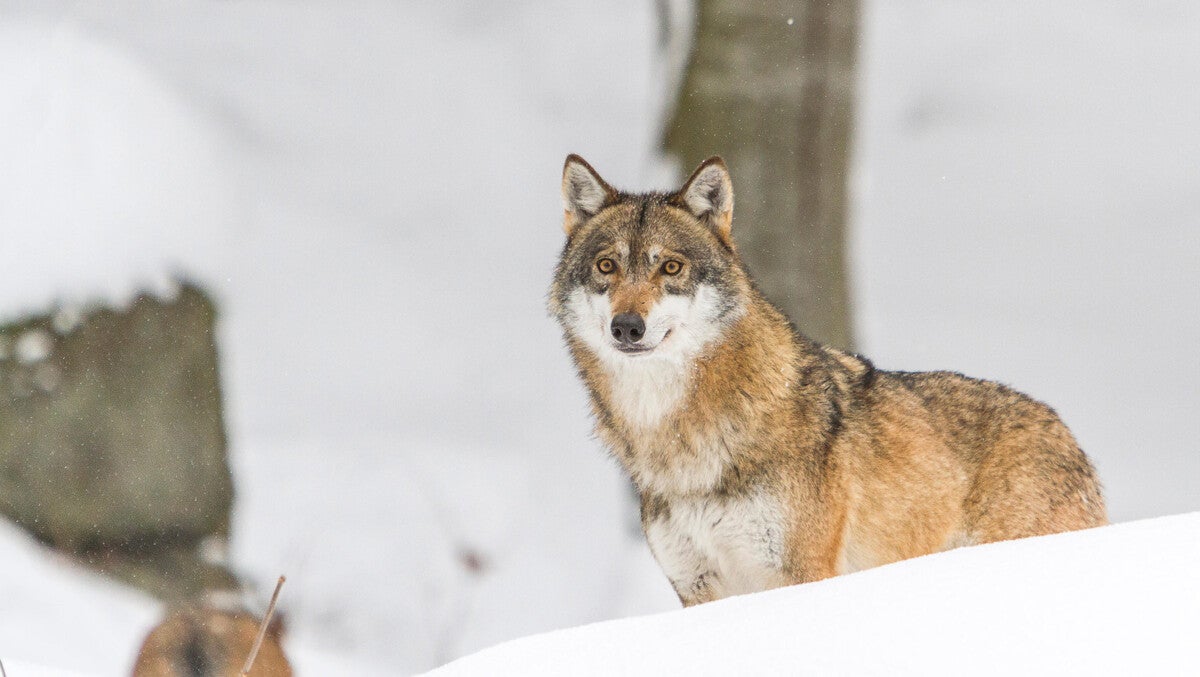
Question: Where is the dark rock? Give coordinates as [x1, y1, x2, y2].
[0, 282, 235, 597]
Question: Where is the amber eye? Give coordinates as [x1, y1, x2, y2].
[662, 260, 682, 276]
[596, 258, 616, 274]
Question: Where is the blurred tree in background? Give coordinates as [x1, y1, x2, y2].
[665, 0, 859, 349]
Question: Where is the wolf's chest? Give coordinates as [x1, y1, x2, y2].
[643, 492, 787, 600]
[606, 358, 690, 429]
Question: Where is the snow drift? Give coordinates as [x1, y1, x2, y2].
[430, 513, 1200, 676]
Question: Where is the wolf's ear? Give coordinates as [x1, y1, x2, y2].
[561, 154, 616, 236]
[674, 157, 734, 248]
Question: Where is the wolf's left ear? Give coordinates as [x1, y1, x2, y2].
[674, 157, 734, 248]
[562, 154, 616, 236]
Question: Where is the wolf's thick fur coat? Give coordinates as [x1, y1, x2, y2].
[550, 155, 1107, 606]
[131, 605, 292, 677]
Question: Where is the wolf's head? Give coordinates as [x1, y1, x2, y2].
[550, 155, 750, 368]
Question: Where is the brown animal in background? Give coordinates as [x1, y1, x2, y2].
[131, 605, 292, 677]
[550, 154, 1107, 607]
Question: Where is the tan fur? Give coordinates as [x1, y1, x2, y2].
[610, 279, 664, 317]
[132, 606, 292, 677]
[551, 155, 1107, 606]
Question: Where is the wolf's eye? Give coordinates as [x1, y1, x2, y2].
[596, 258, 616, 274]
[662, 260, 682, 276]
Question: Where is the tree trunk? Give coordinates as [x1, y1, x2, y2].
[664, 0, 858, 349]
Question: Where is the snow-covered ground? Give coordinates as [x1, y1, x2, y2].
[429, 512, 1200, 676]
[0, 520, 158, 675]
[1, 0, 1197, 674]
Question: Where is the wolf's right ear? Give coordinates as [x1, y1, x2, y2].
[562, 154, 616, 236]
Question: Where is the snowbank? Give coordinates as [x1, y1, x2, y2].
[0, 17, 237, 315]
[0, 659, 90, 677]
[430, 513, 1200, 676]
[0, 520, 157, 674]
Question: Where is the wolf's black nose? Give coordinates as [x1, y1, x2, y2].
[611, 313, 646, 344]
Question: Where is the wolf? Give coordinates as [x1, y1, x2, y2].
[131, 601, 292, 677]
[549, 154, 1107, 606]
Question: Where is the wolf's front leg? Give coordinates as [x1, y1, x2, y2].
[673, 570, 719, 607]
[644, 515, 723, 606]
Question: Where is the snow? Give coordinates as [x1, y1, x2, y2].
[0, 660, 90, 677]
[229, 438, 638, 671]
[430, 512, 1200, 676]
[0, 14, 237, 315]
[13, 329, 53, 364]
[0, 520, 158, 674]
[1, 0, 1197, 674]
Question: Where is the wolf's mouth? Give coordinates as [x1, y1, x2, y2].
[616, 344, 654, 355]
[614, 329, 672, 355]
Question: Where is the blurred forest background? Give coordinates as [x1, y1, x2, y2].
[1, 1, 1197, 674]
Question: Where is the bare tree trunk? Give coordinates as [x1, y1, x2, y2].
[664, 0, 858, 349]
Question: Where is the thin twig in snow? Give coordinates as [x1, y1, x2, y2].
[241, 575, 286, 676]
